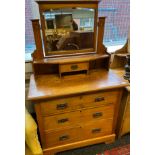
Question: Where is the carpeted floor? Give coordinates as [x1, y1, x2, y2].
[103, 144, 130, 155]
[57, 134, 130, 155]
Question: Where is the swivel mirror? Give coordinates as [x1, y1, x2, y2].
[42, 8, 95, 55]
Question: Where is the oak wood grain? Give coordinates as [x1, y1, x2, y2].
[28, 69, 128, 101]
[111, 68, 130, 137]
[80, 118, 113, 140]
[33, 54, 109, 64]
[44, 126, 81, 148]
[39, 89, 119, 116]
[59, 62, 89, 76]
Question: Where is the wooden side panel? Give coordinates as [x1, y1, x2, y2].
[116, 87, 130, 137]
[34, 103, 46, 148]
[119, 93, 130, 136]
[121, 116, 130, 136]
[112, 88, 123, 133]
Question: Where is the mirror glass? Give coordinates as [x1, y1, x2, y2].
[42, 8, 95, 53]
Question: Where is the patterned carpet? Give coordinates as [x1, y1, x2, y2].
[97, 144, 130, 155]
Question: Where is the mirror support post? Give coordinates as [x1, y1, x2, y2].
[97, 17, 106, 54]
[31, 19, 44, 60]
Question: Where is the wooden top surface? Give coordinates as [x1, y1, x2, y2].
[28, 69, 129, 101]
[71, 30, 93, 34]
[115, 53, 129, 57]
[34, 54, 109, 64]
[111, 68, 130, 91]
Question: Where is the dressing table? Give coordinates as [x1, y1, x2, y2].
[28, 0, 129, 154]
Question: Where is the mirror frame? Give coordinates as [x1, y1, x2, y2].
[36, 0, 99, 57]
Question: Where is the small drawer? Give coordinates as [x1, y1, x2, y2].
[44, 127, 80, 148]
[80, 90, 119, 108]
[40, 96, 81, 116]
[80, 119, 113, 140]
[81, 104, 114, 123]
[43, 111, 81, 131]
[59, 62, 89, 73]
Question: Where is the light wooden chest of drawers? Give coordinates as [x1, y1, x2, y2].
[36, 89, 120, 149]
[29, 0, 129, 154]
[28, 70, 128, 155]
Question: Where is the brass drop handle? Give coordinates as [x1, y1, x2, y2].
[92, 128, 101, 134]
[59, 135, 69, 141]
[57, 103, 68, 110]
[58, 118, 69, 124]
[71, 64, 78, 70]
[95, 97, 105, 102]
[93, 112, 103, 118]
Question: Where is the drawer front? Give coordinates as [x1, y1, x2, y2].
[43, 111, 81, 131]
[80, 118, 113, 140]
[81, 104, 114, 123]
[40, 96, 81, 116]
[80, 90, 119, 108]
[44, 127, 80, 148]
[59, 62, 89, 73]
[40, 90, 119, 116]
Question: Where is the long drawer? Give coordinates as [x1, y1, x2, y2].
[44, 126, 80, 148]
[43, 103, 114, 131]
[40, 90, 119, 116]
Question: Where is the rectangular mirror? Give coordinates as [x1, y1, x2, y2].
[42, 8, 95, 55]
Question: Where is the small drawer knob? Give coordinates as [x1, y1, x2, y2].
[57, 103, 68, 110]
[93, 112, 103, 118]
[95, 97, 105, 102]
[59, 135, 69, 141]
[71, 64, 78, 70]
[58, 118, 69, 124]
[92, 128, 101, 134]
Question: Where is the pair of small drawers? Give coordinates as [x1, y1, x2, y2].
[45, 118, 113, 148]
[40, 90, 119, 116]
[39, 90, 119, 148]
[43, 105, 114, 131]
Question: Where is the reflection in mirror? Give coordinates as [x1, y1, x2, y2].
[43, 8, 95, 53]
